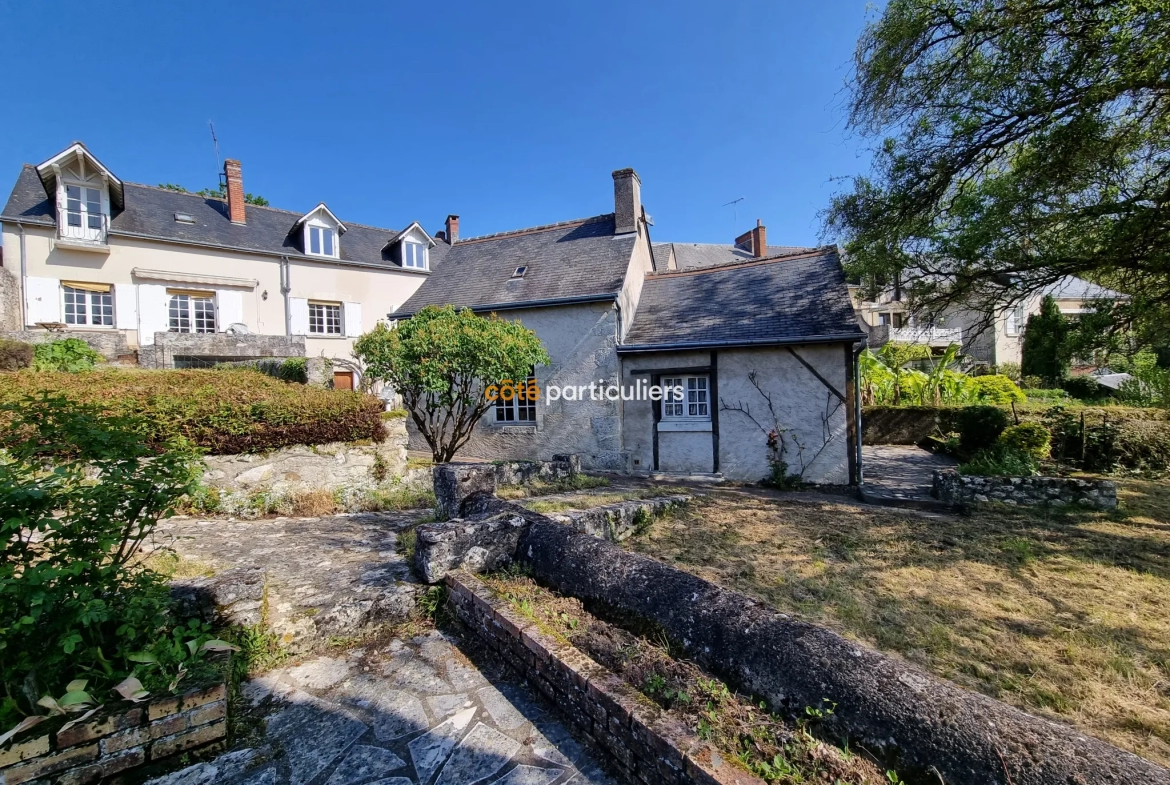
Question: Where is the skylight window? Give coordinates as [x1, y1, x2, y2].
[511, 266, 528, 278]
[174, 212, 195, 224]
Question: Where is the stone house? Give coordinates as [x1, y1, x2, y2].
[0, 142, 438, 386]
[851, 274, 1126, 367]
[395, 170, 866, 484]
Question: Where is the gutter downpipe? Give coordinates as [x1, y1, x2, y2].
[854, 337, 866, 485]
[280, 256, 292, 336]
[18, 221, 27, 328]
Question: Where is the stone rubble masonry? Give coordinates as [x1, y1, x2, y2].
[200, 417, 409, 501]
[446, 571, 764, 785]
[2, 329, 136, 365]
[432, 456, 579, 520]
[0, 683, 227, 785]
[515, 517, 1169, 785]
[545, 496, 693, 543]
[138, 332, 305, 369]
[932, 469, 1118, 510]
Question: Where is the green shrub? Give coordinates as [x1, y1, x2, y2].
[1023, 388, 1069, 401]
[0, 369, 385, 454]
[998, 423, 1051, 460]
[0, 395, 210, 718]
[277, 357, 308, 383]
[32, 338, 101, 372]
[997, 362, 1022, 383]
[959, 445, 1038, 476]
[1062, 375, 1103, 400]
[0, 338, 34, 371]
[971, 374, 1025, 405]
[955, 405, 1011, 453]
[218, 356, 308, 384]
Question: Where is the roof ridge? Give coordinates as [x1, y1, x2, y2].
[645, 246, 838, 279]
[455, 213, 613, 245]
[124, 181, 409, 235]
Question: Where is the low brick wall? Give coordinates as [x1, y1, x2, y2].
[446, 571, 762, 785]
[932, 469, 1118, 509]
[0, 683, 226, 785]
[200, 419, 409, 503]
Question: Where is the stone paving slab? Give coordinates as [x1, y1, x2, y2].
[147, 629, 618, 785]
[147, 512, 430, 648]
[860, 444, 956, 508]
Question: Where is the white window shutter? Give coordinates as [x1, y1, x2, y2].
[216, 290, 244, 331]
[344, 302, 362, 337]
[25, 277, 61, 325]
[114, 283, 138, 330]
[290, 297, 309, 335]
[136, 284, 170, 345]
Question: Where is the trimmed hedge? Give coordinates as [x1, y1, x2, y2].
[0, 369, 385, 454]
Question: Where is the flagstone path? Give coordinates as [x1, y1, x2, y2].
[146, 629, 616, 785]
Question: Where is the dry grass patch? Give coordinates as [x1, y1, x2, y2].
[495, 474, 612, 500]
[626, 484, 1170, 766]
[287, 489, 339, 517]
[523, 487, 679, 514]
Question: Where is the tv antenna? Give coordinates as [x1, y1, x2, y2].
[209, 121, 221, 175]
[723, 197, 744, 233]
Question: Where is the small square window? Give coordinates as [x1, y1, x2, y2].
[495, 370, 537, 424]
[512, 266, 527, 279]
[662, 375, 709, 420]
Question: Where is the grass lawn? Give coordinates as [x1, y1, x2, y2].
[625, 479, 1170, 766]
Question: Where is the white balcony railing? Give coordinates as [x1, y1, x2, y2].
[869, 324, 962, 347]
[58, 212, 108, 246]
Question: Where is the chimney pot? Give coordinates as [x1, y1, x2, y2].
[224, 159, 246, 225]
[612, 168, 641, 235]
[445, 215, 460, 244]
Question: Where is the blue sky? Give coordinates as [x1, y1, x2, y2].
[0, 0, 876, 246]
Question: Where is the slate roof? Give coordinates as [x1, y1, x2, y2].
[1, 164, 426, 270]
[663, 242, 815, 271]
[619, 247, 865, 351]
[1042, 275, 1126, 301]
[394, 214, 637, 316]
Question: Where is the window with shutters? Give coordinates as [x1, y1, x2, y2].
[62, 283, 114, 327]
[168, 290, 217, 333]
[309, 302, 343, 335]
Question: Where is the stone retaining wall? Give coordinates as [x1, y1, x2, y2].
[433, 458, 579, 520]
[0, 683, 226, 785]
[446, 571, 762, 785]
[932, 469, 1118, 510]
[200, 418, 409, 502]
[543, 496, 693, 542]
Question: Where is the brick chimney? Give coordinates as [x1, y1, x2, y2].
[734, 219, 767, 257]
[612, 168, 641, 235]
[445, 214, 459, 244]
[224, 159, 246, 225]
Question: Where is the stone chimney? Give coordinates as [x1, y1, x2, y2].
[445, 215, 460, 244]
[612, 168, 641, 235]
[224, 159, 246, 225]
[734, 219, 767, 257]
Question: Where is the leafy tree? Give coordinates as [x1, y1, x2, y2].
[353, 306, 549, 462]
[157, 182, 269, 206]
[825, 0, 1169, 330]
[1021, 295, 1070, 385]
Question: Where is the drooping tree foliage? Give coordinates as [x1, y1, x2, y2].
[825, 0, 1170, 336]
[354, 306, 550, 463]
[1021, 295, 1070, 385]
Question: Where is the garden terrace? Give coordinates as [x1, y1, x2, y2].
[0, 368, 386, 454]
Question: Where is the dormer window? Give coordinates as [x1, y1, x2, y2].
[309, 225, 336, 257]
[296, 203, 346, 260]
[35, 142, 121, 251]
[403, 241, 427, 270]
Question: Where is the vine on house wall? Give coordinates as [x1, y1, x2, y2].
[719, 370, 843, 486]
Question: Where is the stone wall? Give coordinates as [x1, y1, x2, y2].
[431, 459, 579, 520]
[0, 266, 20, 332]
[446, 571, 764, 785]
[2, 328, 136, 364]
[861, 406, 954, 445]
[932, 469, 1118, 510]
[408, 302, 629, 472]
[0, 683, 226, 785]
[201, 418, 408, 502]
[139, 332, 305, 369]
[515, 518, 1166, 785]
